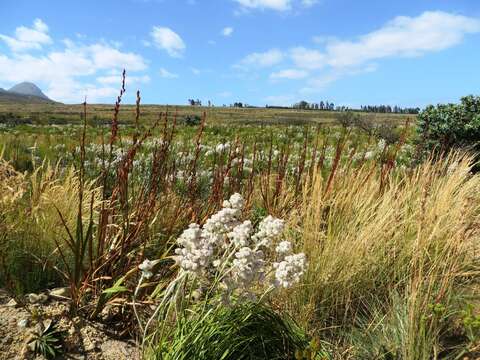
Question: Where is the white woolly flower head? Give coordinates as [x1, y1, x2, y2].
[252, 215, 285, 247]
[273, 253, 307, 289]
[227, 220, 253, 247]
[139, 259, 160, 279]
[364, 151, 375, 160]
[204, 207, 241, 236]
[177, 223, 202, 249]
[275, 241, 292, 256]
[377, 139, 386, 151]
[231, 247, 265, 288]
[222, 192, 244, 210]
[216, 143, 230, 153]
[175, 223, 213, 273]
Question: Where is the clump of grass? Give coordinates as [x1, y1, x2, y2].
[150, 302, 309, 360]
[0, 161, 101, 294]
[287, 152, 480, 357]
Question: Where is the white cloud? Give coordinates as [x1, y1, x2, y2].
[233, 0, 291, 11]
[150, 26, 186, 57]
[158, 67, 179, 78]
[236, 49, 284, 69]
[47, 79, 119, 103]
[323, 11, 480, 68]
[270, 68, 308, 80]
[233, 0, 318, 12]
[97, 74, 150, 85]
[283, 11, 480, 92]
[0, 18, 52, 52]
[0, 20, 148, 103]
[290, 47, 326, 69]
[32, 19, 48, 33]
[222, 27, 234, 37]
[88, 43, 147, 71]
[229, 10, 480, 101]
[293, 11, 480, 72]
[300, 65, 378, 93]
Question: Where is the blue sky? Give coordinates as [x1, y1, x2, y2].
[0, 0, 479, 107]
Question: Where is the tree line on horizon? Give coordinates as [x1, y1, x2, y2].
[187, 98, 420, 114]
[288, 100, 420, 114]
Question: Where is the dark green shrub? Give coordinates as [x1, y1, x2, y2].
[417, 95, 480, 154]
[184, 115, 201, 126]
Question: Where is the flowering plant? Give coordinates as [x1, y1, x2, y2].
[172, 193, 307, 303]
[137, 193, 307, 351]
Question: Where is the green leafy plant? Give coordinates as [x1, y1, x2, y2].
[417, 95, 480, 156]
[153, 302, 309, 360]
[462, 304, 480, 343]
[27, 320, 65, 359]
[184, 115, 202, 126]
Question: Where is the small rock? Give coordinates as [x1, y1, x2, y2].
[27, 293, 48, 304]
[17, 319, 29, 328]
[69, 355, 87, 360]
[37, 293, 49, 304]
[49, 287, 70, 299]
[5, 298, 18, 307]
[27, 293, 40, 304]
[99, 304, 116, 322]
[85, 339, 101, 352]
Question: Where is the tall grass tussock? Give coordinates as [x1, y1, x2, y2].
[287, 153, 480, 358]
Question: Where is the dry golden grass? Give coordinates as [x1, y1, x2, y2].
[285, 153, 480, 357]
[0, 159, 26, 207]
[29, 163, 102, 235]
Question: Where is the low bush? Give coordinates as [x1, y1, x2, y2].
[184, 114, 202, 126]
[417, 95, 480, 155]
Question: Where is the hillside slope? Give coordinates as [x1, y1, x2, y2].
[8, 82, 51, 100]
[0, 90, 56, 104]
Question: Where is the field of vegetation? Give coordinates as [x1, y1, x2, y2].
[0, 101, 414, 127]
[1, 89, 480, 359]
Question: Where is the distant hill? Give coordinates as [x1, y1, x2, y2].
[0, 82, 57, 104]
[8, 82, 51, 100]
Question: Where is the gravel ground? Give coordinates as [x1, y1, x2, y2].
[0, 289, 140, 360]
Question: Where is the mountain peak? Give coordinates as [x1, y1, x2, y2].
[8, 82, 50, 100]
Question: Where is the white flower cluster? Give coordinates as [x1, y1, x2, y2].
[231, 247, 265, 289]
[228, 220, 253, 247]
[252, 215, 285, 247]
[273, 253, 307, 288]
[175, 224, 212, 272]
[275, 241, 292, 255]
[377, 139, 386, 151]
[215, 143, 230, 153]
[138, 259, 160, 279]
[173, 193, 307, 302]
